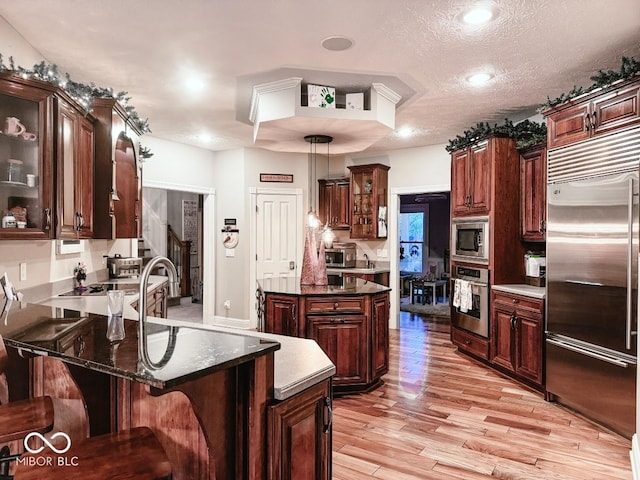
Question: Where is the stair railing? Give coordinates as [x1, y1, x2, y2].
[167, 225, 191, 297]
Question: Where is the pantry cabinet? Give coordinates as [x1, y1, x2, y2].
[92, 98, 142, 239]
[519, 143, 546, 242]
[318, 178, 350, 230]
[348, 164, 389, 239]
[491, 290, 544, 389]
[545, 78, 640, 149]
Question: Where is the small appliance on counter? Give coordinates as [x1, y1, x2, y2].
[324, 242, 356, 268]
[524, 252, 545, 286]
[106, 254, 142, 279]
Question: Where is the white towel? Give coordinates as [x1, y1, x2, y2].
[452, 279, 461, 308]
[458, 279, 472, 313]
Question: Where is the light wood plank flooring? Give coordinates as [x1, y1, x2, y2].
[332, 313, 632, 479]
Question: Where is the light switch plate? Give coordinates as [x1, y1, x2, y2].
[377, 249, 388, 258]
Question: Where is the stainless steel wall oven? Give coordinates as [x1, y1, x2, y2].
[451, 265, 489, 337]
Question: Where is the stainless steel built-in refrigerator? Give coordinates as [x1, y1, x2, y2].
[546, 127, 640, 439]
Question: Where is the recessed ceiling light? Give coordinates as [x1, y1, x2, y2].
[466, 72, 494, 86]
[184, 73, 206, 93]
[462, 6, 495, 25]
[321, 36, 354, 51]
[396, 127, 415, 138]
[196, 133, 213, 142]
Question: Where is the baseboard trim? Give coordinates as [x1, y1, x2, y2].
[205, 316, 251, 330]
[631, 434, 639, 480]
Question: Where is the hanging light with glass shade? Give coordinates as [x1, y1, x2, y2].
[305, 134, 335, 246]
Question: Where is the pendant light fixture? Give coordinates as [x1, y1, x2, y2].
[305, 134, 332, 230]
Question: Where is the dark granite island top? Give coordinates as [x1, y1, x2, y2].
[258, 275, 392, 296]
[0, 301, 280, 389]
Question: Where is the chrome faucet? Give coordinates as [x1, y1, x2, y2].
[138, 256, 179, 370]
[363, 253, 374, 269]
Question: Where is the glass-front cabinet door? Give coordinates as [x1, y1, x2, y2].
[349, 164, 389, 239]
[0, 78, 53, 239]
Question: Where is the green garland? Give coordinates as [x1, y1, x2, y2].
[540, 56, 640, 110]
[0, 54, 151, 134]
[445, 118, 547, 153]
[138, 144, 154, 161]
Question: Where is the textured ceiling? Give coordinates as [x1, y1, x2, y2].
[1, 0, 639, 154]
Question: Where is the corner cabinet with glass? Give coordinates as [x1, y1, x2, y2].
[0, 75, 54, 239]
[348, 164, 389, 239]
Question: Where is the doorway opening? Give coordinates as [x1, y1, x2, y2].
[398, 192, 450, 331]
[142, 183, 216, 323]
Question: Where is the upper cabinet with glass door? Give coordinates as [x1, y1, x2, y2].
[348, 164, 390, 239]
[0, 73, 94, 240]
[0, 75, 54, 239]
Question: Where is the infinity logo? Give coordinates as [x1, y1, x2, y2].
[24, 432, 72, 454]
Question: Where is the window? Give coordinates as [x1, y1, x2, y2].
[399, 211, 426, 273]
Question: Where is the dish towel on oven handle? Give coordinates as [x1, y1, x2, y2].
[452, 279, 471, 313]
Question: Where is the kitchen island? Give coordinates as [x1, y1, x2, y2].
[0, 289, 335, 479]
[258, 276, 391, 394]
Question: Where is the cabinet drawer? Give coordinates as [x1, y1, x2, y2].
[452, 327, 489, 360]
[306, 297, 365, 315]
[492, 292, 544, 316]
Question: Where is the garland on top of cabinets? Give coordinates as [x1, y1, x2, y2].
[540, 56, 640, 110]
[0, 53, 151, 134]
[445, 118, 547, 153]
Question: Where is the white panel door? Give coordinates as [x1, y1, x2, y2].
[256, 193, 299, 279]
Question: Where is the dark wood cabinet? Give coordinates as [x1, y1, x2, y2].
[341, 271, 390, 286]
[318, 178, 350, 230]
[131, 282, 168, 319]
[520, 144, 546, 242]
[92, 98, 142, 239]
[265, 294, 299, 336]
[307, 314, 368, 385]
[490, 290, 544, 389]
[55, 97, 95, 239]
[263, 290, 390, 393]
[451, 140, 490, 216]
[268, 379, 331, 480]
[546, 79, 640, 149]
[0, 74, 93, 240]
[371, 293, 389, 379]
[451, 325, 489, 360]
[348, 164, 389, 239]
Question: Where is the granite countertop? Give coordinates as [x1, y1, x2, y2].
[21, 277, 335, 400]
[259, 276, 392, 296]
[326, 261, 390, 275]
[0, 301, 279, 389]
[155, 318, 336, 400]
[492, 284, 546, 299]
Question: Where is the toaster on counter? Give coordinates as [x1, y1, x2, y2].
[107, 254, 142, 279]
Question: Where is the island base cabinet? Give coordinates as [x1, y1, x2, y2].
[268, 380, 332, 480]
[307, 315, 368, 387]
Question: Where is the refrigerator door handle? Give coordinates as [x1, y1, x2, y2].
[627, 178, 634, 350]
[565, 280, 603, 287]
[547, 338, 631, 368]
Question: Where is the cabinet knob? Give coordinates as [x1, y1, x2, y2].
[334, 302, 339, 310]
[464, 340, 471, 345]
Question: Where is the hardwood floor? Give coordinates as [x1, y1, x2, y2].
[332, 312, 632, 479]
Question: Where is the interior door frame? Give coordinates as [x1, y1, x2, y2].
[143, 179, 216, 322]
[249, 187, 304, 330]
[389, 183, 449, 330]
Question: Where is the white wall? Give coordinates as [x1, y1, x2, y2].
[0, 16, 43, 67]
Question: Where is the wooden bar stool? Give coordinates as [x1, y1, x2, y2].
[0, 335, 172, 480]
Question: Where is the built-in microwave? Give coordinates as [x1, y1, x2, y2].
[324, 244, 356, 268]
[451, 217, 489, 264]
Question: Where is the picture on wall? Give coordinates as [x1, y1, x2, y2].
[182, 199, 198, 254]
